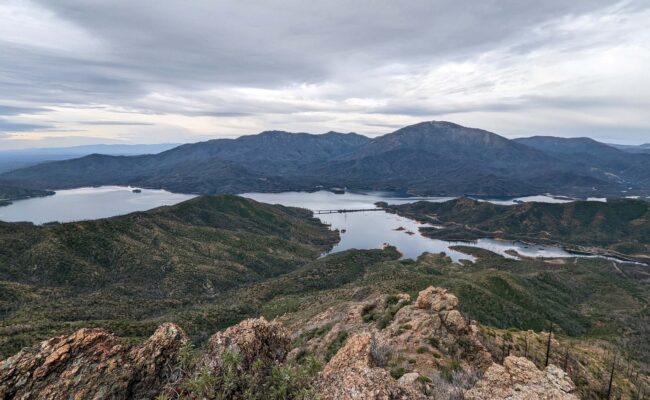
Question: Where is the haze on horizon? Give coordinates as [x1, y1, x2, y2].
[1, 0, 649, 150]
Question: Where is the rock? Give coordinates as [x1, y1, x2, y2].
[397, 371, 421, 386]
[415, 286, 458, 311]
[316, 333, 426, 400]
[201, 317, 290, 374]
[0, 323, 188, 400]
[464, 356, 579, 400]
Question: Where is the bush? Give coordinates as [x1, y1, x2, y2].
[176, 350, 322, 400]
[440, 359, 462, 382]
[390, 366, 407, 380]
[370, 340, 392, 367]
[325, 331, 348, 361]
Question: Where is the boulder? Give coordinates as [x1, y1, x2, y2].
[201, 317, 290, 374]
[0, 323, 187, 400]
[464, 356, 579, 400]
[415, 286, 458, 311]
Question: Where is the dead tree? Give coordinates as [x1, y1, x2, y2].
[606, 353, 617, 400]
[544, 322, 553, 368]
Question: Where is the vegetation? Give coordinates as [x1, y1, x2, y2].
[386, 197, 650, 259]
[0, 195, 337, 357]
[160, 345, 321, 400]
[1, 193, 649, 397]
[0, 184, 53, 205]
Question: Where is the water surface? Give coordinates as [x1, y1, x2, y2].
[0, 186, 195, 224]
[242, 191, 577, 262]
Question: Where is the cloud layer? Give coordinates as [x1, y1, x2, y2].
[1, 0, 649, 148]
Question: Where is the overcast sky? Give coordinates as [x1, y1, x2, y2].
[1, 0, 649, 149]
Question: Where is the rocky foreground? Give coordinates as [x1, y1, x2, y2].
[0, 287, 579, 399]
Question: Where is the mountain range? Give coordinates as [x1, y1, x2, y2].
[2, 121, 650, 197]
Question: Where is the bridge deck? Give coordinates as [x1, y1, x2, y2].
[313, 208, 382, 214]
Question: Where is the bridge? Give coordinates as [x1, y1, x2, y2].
[313, 208, 383, 215]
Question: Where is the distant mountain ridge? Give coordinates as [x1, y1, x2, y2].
[608, 142, 650, 154]
[2, 121, 650, 197]
[0, 143, 179, 173]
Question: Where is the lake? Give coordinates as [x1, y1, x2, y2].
[241, 190, 580, 262]
[0, 186, 196, 224]
[0, 186, 611, 263]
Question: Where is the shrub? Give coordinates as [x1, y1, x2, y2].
[325, 331, 348, 361]
[390, 366, 407, 380]
[370, 340, 392, 367]
[440, 359, 462, 382]
[177, 350, 322, 400]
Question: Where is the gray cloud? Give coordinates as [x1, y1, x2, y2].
[82, 121, 154, 126]
[0, 0, 649, 147]
[0, 119, 52, 132]
[0, 105, 47, 116]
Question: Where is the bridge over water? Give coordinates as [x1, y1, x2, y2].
[313, 208, 383, 215]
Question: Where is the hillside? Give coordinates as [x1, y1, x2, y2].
[0, 185, 53, 206]
[0, 195, 338, 354]
[2, 250, 648, 398]
[514, 136, 650, 189]
[385, 197, 650, 260]
[3, 121, 650, 197]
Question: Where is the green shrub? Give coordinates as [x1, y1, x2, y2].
[325, 331, 348, 361]
[390, 366, 407, 380]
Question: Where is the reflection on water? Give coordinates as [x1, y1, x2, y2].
[241, 191, 577, 262]
[0, 186, 196, 224]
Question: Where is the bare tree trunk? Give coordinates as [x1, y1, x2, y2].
[606, 353, 617, 400]
[544, 323, 553, 368]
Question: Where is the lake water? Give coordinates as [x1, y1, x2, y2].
[0, 186, 196, 224]
[241, 191, 579, 262]
[0, 186, 618, 263]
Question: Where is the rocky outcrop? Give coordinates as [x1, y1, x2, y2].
[0, 288, 583, 400]
[201, 317, 290, 374]
[292, 286, 492, 375]
[464, 356, 579, 400]
[388, 286, 493, 371]
[0, 323, 187, 400]
[316, 333, 426, 400]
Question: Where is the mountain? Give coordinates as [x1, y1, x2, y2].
[0, 131, 369, 193]
[316, 121, 575, 196]
[0, 143, 179, 173]
[514, 136, 650, 191]
[2, 121, 650, 197]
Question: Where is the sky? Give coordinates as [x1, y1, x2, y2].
[1, 0, 649, 149]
